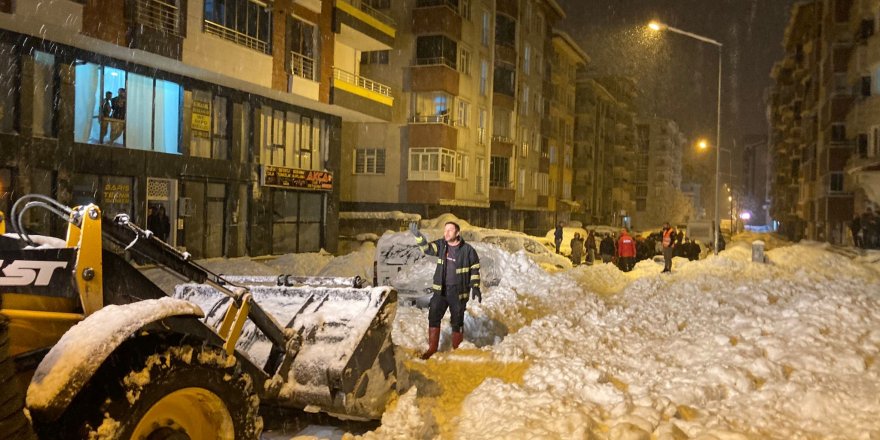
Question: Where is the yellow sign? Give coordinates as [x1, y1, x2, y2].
[103, 182, 131, 204]
[191, 100, 211, 136]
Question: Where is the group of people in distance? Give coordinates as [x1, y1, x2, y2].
[559, 222, 705, 273]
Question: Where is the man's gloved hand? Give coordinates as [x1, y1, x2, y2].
[409, 221, 422, 238]
[471, 286, 481, 303]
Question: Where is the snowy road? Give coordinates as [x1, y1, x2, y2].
[164, 235, 880, 439]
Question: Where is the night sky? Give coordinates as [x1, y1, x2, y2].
[556, 0, 796, 165]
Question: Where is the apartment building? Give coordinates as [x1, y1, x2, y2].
[846, 0, 880, 220]
[573, 73, 638, 227]
[768, 0, 821, 241]
[546, 30, 588, 226]
[339, 0, 578, 235]
[340, 0, 494, 225]
[739, 135, 770, 225]
[0, 0, 396, 257]
[633, 117, 686, 229]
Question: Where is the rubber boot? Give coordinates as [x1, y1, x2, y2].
[452, 331, 464, 349]
[421, 327, 440, 360]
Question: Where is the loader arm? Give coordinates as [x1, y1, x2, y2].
[100, 214, 288, 352]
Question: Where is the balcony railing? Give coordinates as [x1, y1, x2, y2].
[291, 52, 316, 81]
[136, 0, 181, 36]
[492, 135, 514, 144]
[338, 0, 396, 27]
[333, 67, 392, 97]
[409, 114, 459, 125]
[490, 180, 513, 189]
[414, 57, 456, 69]
[415, 0, 459, 12]
[204, 20, 270, 54]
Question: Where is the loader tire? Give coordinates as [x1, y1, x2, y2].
[43, 343, 262, 440]
[0, 314, 37, 440]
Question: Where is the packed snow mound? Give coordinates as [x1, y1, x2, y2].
[261, 250, 334, 276]
[419, 213, 473, 230]
[731, 231, 791, 249]
[371, 240, 880, 439]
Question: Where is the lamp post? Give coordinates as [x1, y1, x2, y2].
[649, 20, 724, 255]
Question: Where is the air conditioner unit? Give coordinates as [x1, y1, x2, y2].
[178, 197, 194, 217]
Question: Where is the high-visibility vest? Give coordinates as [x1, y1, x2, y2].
[662, 228, 675, 247]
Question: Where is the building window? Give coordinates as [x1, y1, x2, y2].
[872, 126, 880, 157]
[259, 107, 326, 170]
[829, 172, 844, 193]
[355, 148, 386, 174]
[0, 43, 18, 133]
[493, 109, 512, 139]
[493, 65, 515, 96]
[520, 84, 529, 116]
[476, 157, 485, 193]
[549, 145, 557, 164]
[203, 0, 273, 54]
[523, 44, 531, 75]
[480, 59, 489, 96]
[831, 123, 846, 142]
[478, 108, 487, 144]
[495, 13, 515, 47]
[361, 50, 389, 65]
[481, 10, 491, 46]
[409, 147, 456, 179]
[33, 51, 56, 138]
[455, 153, 468, 178]
[459, 48, 471, 75]
[457, 100, 470, 127]
[460, 0, 470, 20]
[412, 92, 453, 124]
[520, 127, 529, 156]
[518, 168, 526, 197]
[490, 157, 510, 188]
[74, 61, 181, 153]
[416, 35, 457, 69]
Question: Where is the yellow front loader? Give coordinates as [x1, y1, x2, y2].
[0, 195, 397, 439]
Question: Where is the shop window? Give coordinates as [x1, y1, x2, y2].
[0, 43, 17, 133]
[260, 106, 326, 170]
[74, 61, 181, 152]
[33, 51, 55, 138]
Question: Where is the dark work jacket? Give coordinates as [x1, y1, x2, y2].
[415, 235, 480, 301]
[599, 237, 615, 255]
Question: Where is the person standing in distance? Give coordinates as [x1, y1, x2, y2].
[660, 222, 676, 273]
[409, 221, 481, 360]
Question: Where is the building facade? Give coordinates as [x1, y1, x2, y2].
[0, 0, 396, 257]
[339, 0, 581, 236]
[846, 0, 880, 223]
[573, 73, 638, 227]
[633, 117, 686, 229]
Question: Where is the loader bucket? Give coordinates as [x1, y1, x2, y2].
[174, 283, 397, 420]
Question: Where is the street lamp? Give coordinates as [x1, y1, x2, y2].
[648, 20, 724, 255]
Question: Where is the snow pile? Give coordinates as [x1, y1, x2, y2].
[364, 241, 880, 439]
[262, 251, 335, 276]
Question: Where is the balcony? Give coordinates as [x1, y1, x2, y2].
[291, 52, 317, 81]
[490, 184, 516, 203]
[408, 116, 458, 150]
[129, 0, 184, 59]
[331, 67, 393, 120]
[204, 20, 270, 54]
[413, 0, 462, 39]
[411, 60, 460, 95]
[335, 0, 396, 50]
[491, 135, 515, 157]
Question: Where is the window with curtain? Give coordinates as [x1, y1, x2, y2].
[73, 61, 181, 152]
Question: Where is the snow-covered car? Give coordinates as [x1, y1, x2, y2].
[375, 226, 568, 307]
[472, 231, 571, 271]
